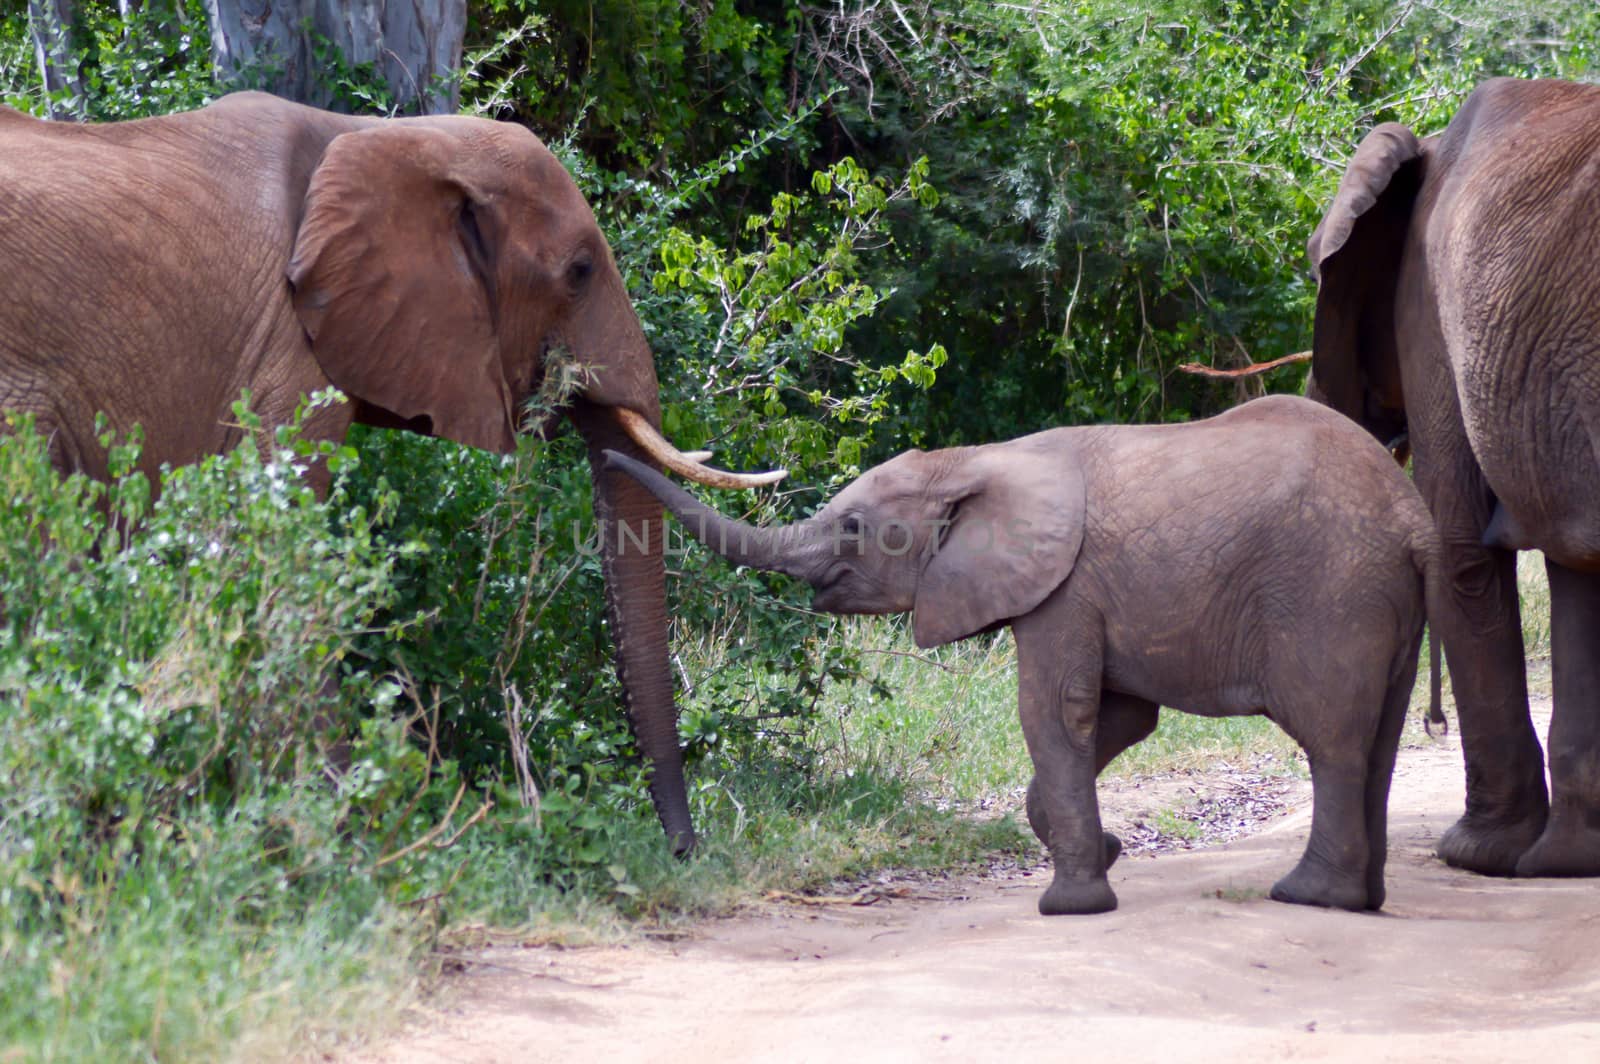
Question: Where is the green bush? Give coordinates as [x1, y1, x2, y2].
[0, 396, 485, 1056]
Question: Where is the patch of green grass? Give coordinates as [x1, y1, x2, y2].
[4, 825, 422, 1061]
[1108, 713, 1302, 778]
[1520, 550, 1552, 673]
[1210, 884, 1270, 904]
[1151, 808, 1204, 841]
[809, 623, 1030, 802]
[434, 761, 1035, 935]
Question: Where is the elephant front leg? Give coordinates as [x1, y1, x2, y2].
[1027, 692, 1159, 870]
[1014, 615, 1117, 916]
[1516, 560, 1600, 876]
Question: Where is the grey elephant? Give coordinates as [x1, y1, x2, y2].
[1310, 77, 1600, 877]
[605, 394, 1442, 914]
[0, 91, 782, 854]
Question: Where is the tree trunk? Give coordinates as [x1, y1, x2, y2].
[25, 0, 84, 119]
[204, 0, 466, 114]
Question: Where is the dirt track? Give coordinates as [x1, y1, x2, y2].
[359, 698, 1600, 1063]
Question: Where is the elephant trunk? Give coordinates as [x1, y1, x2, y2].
[601, 449, 807, 575]
[573, 403, 695, 855]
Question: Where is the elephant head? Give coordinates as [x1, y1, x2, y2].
[601, 444, 1085, 649]
[285, 115, 783, 854]
[1305, 122, 1427, 451]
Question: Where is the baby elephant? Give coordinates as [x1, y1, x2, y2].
[604, 395, 1441, 915]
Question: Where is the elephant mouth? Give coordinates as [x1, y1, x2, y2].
[354, 398, 434, 436]
[813, 561, 850, 593]
[810, 563, 859, 611]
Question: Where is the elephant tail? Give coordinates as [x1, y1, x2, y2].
[1413, 524, 1448, 736]
[1425, 624, 1445, 736]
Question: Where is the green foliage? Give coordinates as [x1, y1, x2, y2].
[4, 2, 1600, 1049]
[649, 153, 947, 480]
[828, 0, 1600, 441]
[2, 0, 216, 118]
[0, 398, 478, 1056]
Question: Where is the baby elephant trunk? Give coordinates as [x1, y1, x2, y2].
[602, 450, 802, 574]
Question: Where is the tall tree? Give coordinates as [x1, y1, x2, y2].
[205, 0, 466, 113]
[25, 0, 83, 118]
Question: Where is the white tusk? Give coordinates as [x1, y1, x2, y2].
[613, 408, 787, 489]
[682, 450, 714, 463]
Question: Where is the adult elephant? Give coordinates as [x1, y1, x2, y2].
[0, 91, 782, 855]
[1308, 76, 1600, 877]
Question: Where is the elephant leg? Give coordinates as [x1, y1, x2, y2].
[1025, 776, 1123, 867]
[1025, 690, 1156, 868]
[1268, 676, 1388, 911]
[1270, 747, 1373, 911]
[1416, 440, 1548, 875]
[1516, 560, 1600, 876]
[1359, 649, 1420, 910]
[1095, 692, 1161, 775]
[1014, 609, 1116, 916]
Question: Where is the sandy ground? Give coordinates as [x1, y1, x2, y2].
[355, 698, 1600, 1063]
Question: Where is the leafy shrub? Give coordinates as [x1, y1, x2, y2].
[0, 396, 485, 1054]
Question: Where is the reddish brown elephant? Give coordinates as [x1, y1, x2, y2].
[0, 91, 781, 854]
[1310, 77, 1600, 878]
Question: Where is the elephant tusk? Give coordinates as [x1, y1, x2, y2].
[682, 450, 714, 463]
[613, 407, 788, 489]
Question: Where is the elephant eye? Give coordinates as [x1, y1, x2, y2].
[566, 255, 594, 291]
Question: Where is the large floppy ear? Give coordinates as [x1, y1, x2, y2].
[288, 124, 517, 454]
[912, 444, 1087, 648]
[1306, 123, 1424, 443]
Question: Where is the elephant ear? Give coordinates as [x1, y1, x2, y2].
[288, 124, 517, 454]
[912, 444, 1087, 649]
[1306, 123, 1425, 439]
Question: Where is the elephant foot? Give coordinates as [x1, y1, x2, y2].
[1103, 830, 1123, 870]
[1437, 811, 1545, 877]
[1269, 861, 1369, 912]
[1038, 874, 1117, 916]
[1514, 820, 1600, 877]
[1023, 780, 1121, 869]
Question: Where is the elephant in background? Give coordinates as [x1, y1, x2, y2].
[605, 395, 1441, 915]
[0, 91, 782, 854]
[1310, 77, 1600, 877]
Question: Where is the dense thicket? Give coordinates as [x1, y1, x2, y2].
[2, 8, 1598, 1049]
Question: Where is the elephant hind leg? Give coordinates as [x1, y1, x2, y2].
[1270, 753, 1373, 911]
[1359, 644, 1422, 910]
[1423, 478, 1548, 875]
[1516, 560, 1600, 877]
[1269, 688, 1384, 912]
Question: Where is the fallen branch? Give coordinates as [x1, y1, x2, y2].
[1177, 351, 1311, 379]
